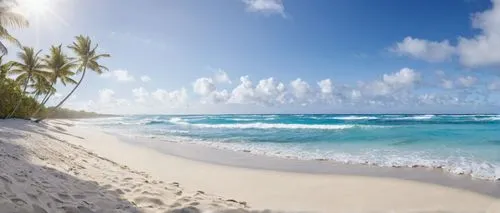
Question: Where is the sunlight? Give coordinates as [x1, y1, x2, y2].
[17, 0, 51, 16]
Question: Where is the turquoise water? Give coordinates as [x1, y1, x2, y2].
[80, 114, 500, 180]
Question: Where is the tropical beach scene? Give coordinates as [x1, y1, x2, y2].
[1, 0, 500, 212]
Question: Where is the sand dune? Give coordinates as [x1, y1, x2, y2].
[1, 119, 499, 213]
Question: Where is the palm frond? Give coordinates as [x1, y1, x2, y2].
[0, 11, 28, 28]
[0, 25, 21, 47]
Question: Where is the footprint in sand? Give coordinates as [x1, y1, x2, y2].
[32, 204, 48, 213]
[57, 193, 72, 200]
[0, 175, 13, 184]
[133, 196, 165, 206]
[10, 197, 28, 208]
[77, 205, 95, 213]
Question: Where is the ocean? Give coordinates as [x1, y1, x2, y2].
[78, 114, 500, 181]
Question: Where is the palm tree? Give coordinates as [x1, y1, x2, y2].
[0, 55, 15, 112]
[7, 47, 47, 118]
[30, 74, 52, 100]
[0, 1, 28, 55]
[0, 55, 15, 80]
[38, 35, 110, 122]
[31, 45, 76, 117]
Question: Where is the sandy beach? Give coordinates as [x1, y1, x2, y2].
[1, 119, 499, 213]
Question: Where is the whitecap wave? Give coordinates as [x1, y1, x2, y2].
[386, 115, 435, 120]
[169, 117, 189, 125]
[333, 116, 379, 120]
[473, 116, 500, 121]
[178, 122, 358, 130]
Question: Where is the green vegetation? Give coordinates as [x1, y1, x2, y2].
[0, 1, 111, 120]
[44, 107, 118, 119]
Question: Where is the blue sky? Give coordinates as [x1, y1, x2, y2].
[7, 0, 500, 114]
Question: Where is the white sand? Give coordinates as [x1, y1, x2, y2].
[1, 119, 499, 213]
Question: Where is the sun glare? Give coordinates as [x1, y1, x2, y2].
[18, 0, 51, 15]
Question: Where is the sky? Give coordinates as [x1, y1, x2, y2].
[6, 0, 500, 114]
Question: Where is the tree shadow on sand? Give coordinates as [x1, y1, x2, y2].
[0, 128, 143, 212]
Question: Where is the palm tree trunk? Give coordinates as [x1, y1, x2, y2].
[31, 81, 56, 117]
[36, 67, 86, 122]
[7, 74, 31, 118]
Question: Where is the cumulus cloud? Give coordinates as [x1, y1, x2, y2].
[488, 78, 500, 90]
[457, 76, 478, 88]
[140, 75, 151, 82]
[457, 0, 500, 67]
[289, 78, 311, 103]
[97, 88, 130, 109]
[228, 76, 256, 104]
[99, 88, 115, 103]
[228, 76, 287, 105]
[102, 70, 135, 82]
[152, 88, 189, 106]
[392, 0, 500, 67]
[317, 79, 333, 94]
[75, 67, 500, 114]
[391, 37, 455, 62]
[132, 87, 149, 103]
[214, 69, 232, 84]
[243, 0, 285, 16]
[382, 67, 421, 88]
[255, 77, 286, 104]
[356, 68, 421, 105]
[441, 79, 454, 89]
[193, 77, 216, 96]
[192, 74, 233, 104]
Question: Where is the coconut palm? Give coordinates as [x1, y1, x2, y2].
[0, 55, 15, 80]
[31, 45, 76, 117]
[30, 74, 52, 100]
[0, 1, 28, 55]
[38, 35, 110, 122]
[7, 47, 47, 118]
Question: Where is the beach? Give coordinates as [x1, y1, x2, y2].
[0, 119, 499, 213]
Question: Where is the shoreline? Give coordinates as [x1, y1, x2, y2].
[116, 134, 500, 198]
[66, 121, 500, 212]
[3, 119, 499, 212]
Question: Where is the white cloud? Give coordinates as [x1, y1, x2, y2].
[391, 36, 455, 62]
[193, 77, 216, 96]
[228, 76, 287, 105]
[229, 76, 255, 104]
[214, 69, 232, 84]
[132, 87, 149, 103]
[99, 88, 115, 103]
[290, 78, 311, 103]
[255, 77, 286, 104]
[382, 67, 421, 88]
[68, 67, 500, 114]
[207, 90, 230, 104]
[243, 0, 285, 16]
[393, 0, 500, 67]
[358, 68, 420, 101]
[96, 88, 131, 109]
[457, 0, 500, 67]
[457, 76, 478, 88]
[318, 79, 333, 94]
[488, 78, 500, 90]
[441, 79, 454, 89]
[152, 88, 189, 106]
[140, 75, 151, 82]
[102, 70, 135, 82]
